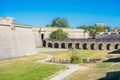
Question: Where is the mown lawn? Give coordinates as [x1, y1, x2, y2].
[0, 53, 65, 80]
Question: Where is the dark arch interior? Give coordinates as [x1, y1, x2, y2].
[43, 40, 46, 47]
[115, 44, 119, 49]
[75, 43, 79, 49]
[54, 43, 59, 48]
[68, 43, 72, 48]
[106, 44, 111, 50]
[98, 44, 103, 50]
[61, 43, 65, 48]
[48, 43, 52, 48]
[90, 44, 95, 50]
[41, 34, 44, 40]
[83, 43, 87, 50]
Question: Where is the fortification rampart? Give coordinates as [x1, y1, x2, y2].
[0, 19, 36, 59]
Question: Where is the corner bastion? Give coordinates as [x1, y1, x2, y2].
[0, 17, 37, 59]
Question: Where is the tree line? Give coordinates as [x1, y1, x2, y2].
[46, 17, 111, 31]
[47, 17, 112, 39]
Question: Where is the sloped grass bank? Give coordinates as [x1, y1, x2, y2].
[0, 53, 65, 80]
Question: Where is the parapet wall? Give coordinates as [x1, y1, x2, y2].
[0, 17, 14, 25]
[0, 25, 37, 59]
[41, 27, 89, 39]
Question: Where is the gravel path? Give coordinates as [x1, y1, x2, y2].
[37, 48, 88, 80]
[50, 64, 88, 80]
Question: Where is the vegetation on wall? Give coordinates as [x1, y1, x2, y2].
[50, 29, 68, 39]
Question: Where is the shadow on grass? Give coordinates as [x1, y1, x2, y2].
[103, 57, 120, 62]
[103, 49, 120, 62]
[108, 49, 120, 54]
[98, 71, 120, 80]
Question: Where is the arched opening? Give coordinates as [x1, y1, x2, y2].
[115, 44, 119, 49]
[106, 44, 111, 50]
[48, 43, 52, 48]
[61, 43, 65, 48]
[75, 43, 79, 49]
[90, 43, 95, 50]
[83, 43, 87, 50]
[68, 43, 72, 49]
[54, 43, 59, 48]
[43, 40, 46, 47]
[98, 44, 103, 50]
[41, 34, 44, 40]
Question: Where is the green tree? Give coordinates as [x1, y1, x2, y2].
[77, 25, 111, 38]
[50, 29, 68, 39]
[51, 17, 69, 27]
[45, 24, 51, 27]
[77, 25, 111, 32]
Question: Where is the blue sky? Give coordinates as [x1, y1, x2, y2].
[0, 0, 120, 27]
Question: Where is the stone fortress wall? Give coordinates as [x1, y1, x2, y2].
[0, 17, 36, 59]
[0, 16, 14, 25]
[32, 27, 89, 46]
[1, 16, 119, 58]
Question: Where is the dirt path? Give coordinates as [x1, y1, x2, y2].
[37, 53, 88, 80]
[50, 64, 88, 80]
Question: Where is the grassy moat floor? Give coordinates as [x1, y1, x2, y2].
[43, 49, 112, 59]
[0, 53, 65, 80]
[43, 49, 120, 80]
[64, 62, 120, 80]
[0, 49, 120, 80]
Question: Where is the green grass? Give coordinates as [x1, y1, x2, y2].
[42, 49, 120, 80]
[64, 62, 120, 80]
[43, 49, 112, 59]
[36, 46, 44, 48]
[0, 49, 116, 80]
[0, 53, 65, 80]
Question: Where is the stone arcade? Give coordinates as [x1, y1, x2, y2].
[33, 26, 120, 50]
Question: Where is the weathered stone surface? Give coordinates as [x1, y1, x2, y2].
[0, 25, 36, 59]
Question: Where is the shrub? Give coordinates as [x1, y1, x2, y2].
[71, 54, 81, 64]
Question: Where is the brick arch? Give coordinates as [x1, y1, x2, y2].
[61, 43, 65, 48]
[83, 43, 88, 50]
[68, 43, 72, 49]
[106, 44, 111, 50]
[90, 43, 95, 50]
[98, 43, 104, 50]
[54, 43, 59, 48]
[115, 44, 119, 49]
[48, 42, 52, 48]
[75, 43, 79, 49]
